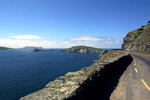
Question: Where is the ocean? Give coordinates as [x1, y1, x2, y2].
[0, 49, 99, 100]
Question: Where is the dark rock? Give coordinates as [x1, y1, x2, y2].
[33, 49, 42, 52]
[147, 20, 150, 25]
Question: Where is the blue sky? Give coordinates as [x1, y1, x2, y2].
[0, 0, 150, 48]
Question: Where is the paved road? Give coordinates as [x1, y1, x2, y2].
[110, 53, 150, 100]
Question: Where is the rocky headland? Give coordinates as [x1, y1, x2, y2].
[20, 50, 132, 100]
[122, 21, 150, 53]
[61, 46, 105, 53]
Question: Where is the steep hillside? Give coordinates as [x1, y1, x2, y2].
[122, 21, 150, 53]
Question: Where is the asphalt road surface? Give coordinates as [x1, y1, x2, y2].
[111, 53, 150, 100]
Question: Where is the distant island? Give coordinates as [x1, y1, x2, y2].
[17, 46, 43, 52]
[0, 46, 12, 50]
[61, 46, 105, 53]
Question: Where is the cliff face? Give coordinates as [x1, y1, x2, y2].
[20, 51, 132, 100]
[61, 46, 105, 53]
[122, 21, 150, 53]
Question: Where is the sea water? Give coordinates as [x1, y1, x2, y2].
[0, 49, 99, 100]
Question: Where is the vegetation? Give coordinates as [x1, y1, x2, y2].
[61, 45, 106, 53]
[98, 50, 123, 62]
[127, 24, 150, 43]
[128, 25, 150, 36]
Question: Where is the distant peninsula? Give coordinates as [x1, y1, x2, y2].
[61, 46, 105, 53]
[0, 46, 12, 50]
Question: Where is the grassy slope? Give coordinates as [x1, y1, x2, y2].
[127, 25, 150, 43]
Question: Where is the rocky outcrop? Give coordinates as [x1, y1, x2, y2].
[33, 49, 42, 52]
[20, 51, 132, 100]
[122, 21, 150, 53]
[61, 46, 105, 53]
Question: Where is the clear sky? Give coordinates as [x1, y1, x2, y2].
[0, 0, 150, 48]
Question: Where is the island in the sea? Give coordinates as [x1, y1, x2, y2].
[61, 46, 105, 53]
[17, 46, 43, 52]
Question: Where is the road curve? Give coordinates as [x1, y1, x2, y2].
[110, 53, 150, 100]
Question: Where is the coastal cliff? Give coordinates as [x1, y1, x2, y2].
[20, 51, 132, 100]
[61, 46, 105, 53]
[122, 21, 150, 53]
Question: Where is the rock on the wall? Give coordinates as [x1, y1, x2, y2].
[122, 21, 150, 53]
